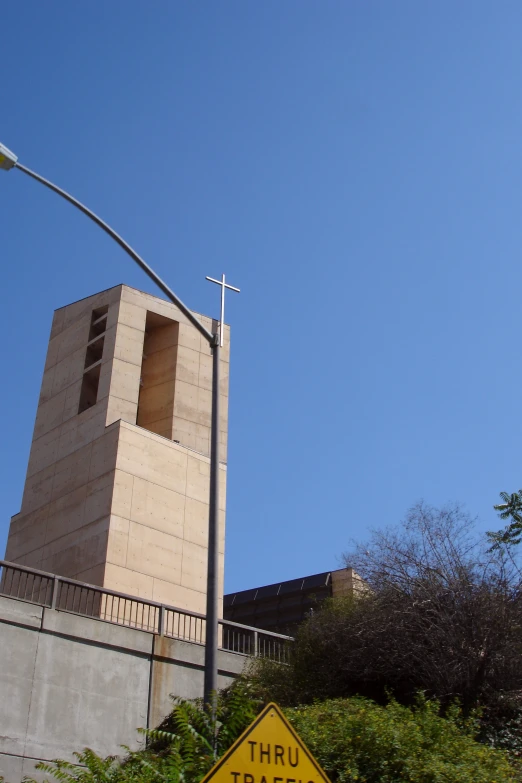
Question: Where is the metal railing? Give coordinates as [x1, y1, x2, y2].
[0, 560, 292, 662]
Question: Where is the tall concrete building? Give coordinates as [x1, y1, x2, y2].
[4, 285, 229, 615]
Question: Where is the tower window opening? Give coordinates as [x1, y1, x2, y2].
[78, 364, 101, 414]
[84, 336, 105, 369]
[78, 307, 108, 414]
[136, 311, 178, 438]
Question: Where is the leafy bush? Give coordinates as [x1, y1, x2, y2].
[479, 695, 522, 767]
[286, 696, 517, 783]
[25, 684, 519, 783]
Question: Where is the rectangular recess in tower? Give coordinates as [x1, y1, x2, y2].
[78, 306, 109, 414]
[136, 311, 179, 439]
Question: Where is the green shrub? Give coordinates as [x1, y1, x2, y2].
[25, 687, 518, 783]
[285, 695, 517, 783]
[479, 697, 522, 768]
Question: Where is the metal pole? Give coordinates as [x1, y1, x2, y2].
[220, 275, 225, 347]
[204, 338, 220, 719]
[11, 159, 222, 714]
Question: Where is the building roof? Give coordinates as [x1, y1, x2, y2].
[224, 571, 334, 634]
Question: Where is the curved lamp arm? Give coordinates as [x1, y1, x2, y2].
[11, 158, 216, 346]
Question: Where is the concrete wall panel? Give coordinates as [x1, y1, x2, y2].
[0, 596, 246, 782]
[23, 633, 149, 761]
[0, 754, 23, 783]
[0, 606, 41, 757]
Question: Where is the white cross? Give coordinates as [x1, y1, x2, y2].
[205, 273, 240, 347]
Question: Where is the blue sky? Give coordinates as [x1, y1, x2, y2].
[1, 1, 521, 592]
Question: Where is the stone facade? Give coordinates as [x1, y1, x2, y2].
[4, 285, 229, 614]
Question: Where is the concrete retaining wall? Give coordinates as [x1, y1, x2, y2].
[0, 595, 245, 783]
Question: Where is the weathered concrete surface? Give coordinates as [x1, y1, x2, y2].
[0, 754, 22, 783]
[150, 635, 245, 727]
[0, 595, 246, 783]
[0, 754, 49, 783]
[24, 616, 151, 763]
[0, 600, 42, 761]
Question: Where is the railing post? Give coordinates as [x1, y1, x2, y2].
[253, 630, 259, 658]
[50, 577, 60, 609]
[158, 605, 165, 636]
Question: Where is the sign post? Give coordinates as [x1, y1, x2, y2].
[201, 703, 332, 783]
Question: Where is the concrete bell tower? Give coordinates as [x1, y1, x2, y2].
[4, 285, 229, 615]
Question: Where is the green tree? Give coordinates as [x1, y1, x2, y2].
[488, 490, 522, 549]
[249, 503, 522, 712]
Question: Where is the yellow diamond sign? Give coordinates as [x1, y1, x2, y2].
[201, 702, 331, 783]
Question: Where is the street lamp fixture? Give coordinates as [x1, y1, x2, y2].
[0, 142, 18, 170]
[0, 141, 226, 721]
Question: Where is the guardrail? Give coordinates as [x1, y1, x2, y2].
[0, 560, 292, 662]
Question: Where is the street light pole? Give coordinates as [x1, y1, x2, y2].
[205, 338, 220, 718]
[203, 274, 240, 719]
[0, 142, 224, 720]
